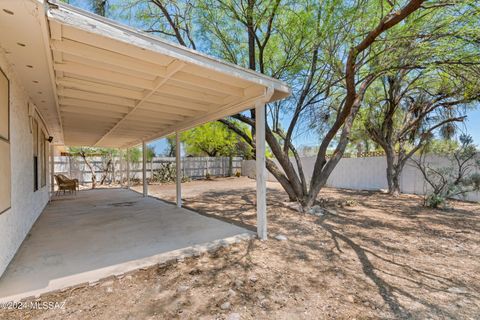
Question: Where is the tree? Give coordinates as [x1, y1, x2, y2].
[224, 0, 429, 208]
[422, 138, 459, 155]
[181, 122, 251, 157]
[118, 0, 477, 210]
[145, 146, 156, 161]
[343, 108, 377, 156]
[413, 135, 480, 208]
[68, 147, 98, 188]
[68, 147, 118, 188]
[181, 121, 253, 176]
[162, 135, 176, 157]
[97, 148, 117, 185]
[365, 68, 480, 195]
[124, 146, 154, 162]
[92, 0, 107, 16]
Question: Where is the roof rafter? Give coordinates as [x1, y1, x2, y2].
[94, 59, 186, 146]
[51, 38, 167, 76]
[41, 1, 290, 147]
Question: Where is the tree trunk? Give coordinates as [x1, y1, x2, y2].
[150, 158, 154, 180]
[385, 149, 401, 196]
[246, 0, 256, 71]
[81, 154, 97, 189]
[228, 156, 233, 177]
[302, 108, 359, 208]
[100, 159, 112, 185]
[266, 159, 298, 202]
[390, 173, 401, 196]
[302, 73, 375, 209]
[111, 156, 115, 185]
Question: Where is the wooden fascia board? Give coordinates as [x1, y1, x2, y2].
[46, 2, 291, 100]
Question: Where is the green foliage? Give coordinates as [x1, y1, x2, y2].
[345, 108, 377, 154]
[162, 135, 176, 157]
[416, 135, 480, 209]
[68, 146, 117, 157]
[76, 0, 480, 202]
[425, 193, 445, 209]
[145, 146, 155, 161]
[181, 121, 252, 157]
[124, 146, 155, 162]
[151, 162, 190, 183]
[422, 139, 460, 156]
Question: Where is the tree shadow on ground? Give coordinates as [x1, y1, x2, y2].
[144, 239, 259, 318]
[158, 185, 480, 319]
[315, 212, 474, 319]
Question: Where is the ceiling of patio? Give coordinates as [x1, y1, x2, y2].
[0, 0, 290, 148]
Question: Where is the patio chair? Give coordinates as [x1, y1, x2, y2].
[58, 174, 79, 191]
[54, 174, 79, 195]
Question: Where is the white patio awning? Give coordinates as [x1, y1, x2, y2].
[0, 0, 290, 148]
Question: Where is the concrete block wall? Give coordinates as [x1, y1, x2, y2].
[0, 52, 50, 277]
[242, 155, 480, 202]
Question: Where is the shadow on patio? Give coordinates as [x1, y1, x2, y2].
[0, 188, 253, 302]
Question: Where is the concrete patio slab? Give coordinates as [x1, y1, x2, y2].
[0, 188, 253, 302]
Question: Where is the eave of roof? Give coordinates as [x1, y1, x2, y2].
[47, 0, 291, 102]
[0, 0, 291, 148]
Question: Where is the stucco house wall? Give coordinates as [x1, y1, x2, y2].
[0, 52, 50, 277]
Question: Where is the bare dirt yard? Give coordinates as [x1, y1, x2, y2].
[2, 177, 479, 319]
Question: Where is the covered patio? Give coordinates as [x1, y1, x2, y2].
[0, 0, 290, 302]
[0, 188, 253, 302]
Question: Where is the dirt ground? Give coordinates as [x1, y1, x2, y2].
[2, 177, 479, 320]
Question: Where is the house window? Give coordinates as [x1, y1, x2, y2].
[0, 67, 10, 215]
[40, 130, 47, 187]
[33, 118, 38, 191]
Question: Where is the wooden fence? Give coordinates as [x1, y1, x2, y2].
[55, 156, 243, 184]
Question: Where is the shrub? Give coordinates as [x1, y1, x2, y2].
[152, 162, 177, 183]
[413, 135, 480, 209]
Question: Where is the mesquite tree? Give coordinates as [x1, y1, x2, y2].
[365, 69, 480, 195]
[215, 0, 429, 208]
[119, 0, 478, 210]
[68, 147, 118, 188]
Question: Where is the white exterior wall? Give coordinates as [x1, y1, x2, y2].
[243, 155, 480, 202]
[0, 53, 50, 276]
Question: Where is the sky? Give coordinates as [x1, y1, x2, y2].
[147, 105, 480, 155]
[149, 138, 170, 156]
[66, 0, 480, 153]
[463, 108, 480, 145]
[290, 107, 480, 149]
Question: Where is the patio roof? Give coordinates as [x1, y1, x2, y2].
[0, 0, 290, 148]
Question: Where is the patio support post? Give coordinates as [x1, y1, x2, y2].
[142, 141, 147, 197]
[175, 131, 182, 208]
[255, 100, 267, 240]
[126, 148, 130, 189]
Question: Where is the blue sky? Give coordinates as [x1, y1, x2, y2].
[150, 106, 480, 155]
[463, 108, 480, 145]
[149, 138, 169, 156]
[67, 0, 480, 152]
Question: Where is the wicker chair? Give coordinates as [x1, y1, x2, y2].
[54, 174, 79, 195]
